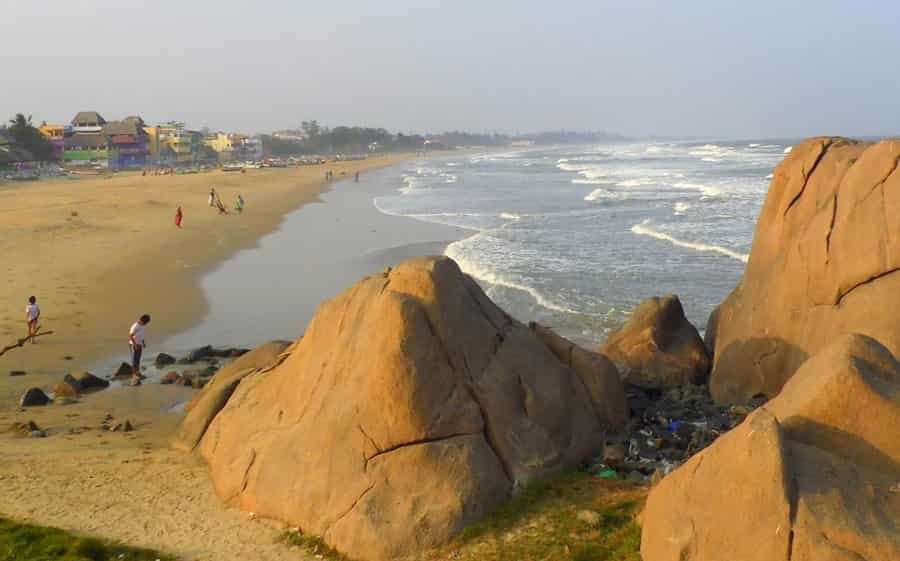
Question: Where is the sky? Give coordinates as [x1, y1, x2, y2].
[3, 0, 899, 138]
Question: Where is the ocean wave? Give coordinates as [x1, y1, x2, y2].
[445, 236, 595, 317]
[584, 188, 616, 201]
[673, 182, 723, 199]
[499, 212, 522, 221]
[572, 178, 615, 185]
[617, 178, 657, 187]
[557, 162, 592, 172]
[674, 202, 692, 215]
[748, 143, 761, 147]
[783, 146, 793, 154]
[631, 219, 748, 263]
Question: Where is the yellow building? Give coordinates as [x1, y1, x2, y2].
[203, 132, 234, 162]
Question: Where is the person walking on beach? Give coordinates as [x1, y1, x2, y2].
[174, 205, 183, 228]
[25, 296, 40, 343]
[208, 187, 217, 208]
[128, 314, 151, 382]
[354, 171, 359, 182]
[234, 194, 244, 214]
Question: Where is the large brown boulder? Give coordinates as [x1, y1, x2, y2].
[184, 257, 621, 561]
[530, 323, 628, 427]
[170, 340, 291, 452]
[707, 137, 900, 403]
[640, 334, 900, 561]
[599, 295, 709, 389]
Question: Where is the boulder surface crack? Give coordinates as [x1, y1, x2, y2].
[784, 140, 831, 217]
[837, 266, 900, 306]
[363, 432, 480, 472]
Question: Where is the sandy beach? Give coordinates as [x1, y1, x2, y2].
[0, 156, 405, 405]
[0, 155, 416, 561]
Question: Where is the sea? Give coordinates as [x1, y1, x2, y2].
[374, 139, 795, 346]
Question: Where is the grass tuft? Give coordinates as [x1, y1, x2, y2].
[0, 517, 172, 561]
[278, 528, 349, 560]
[423, 471, 646, 561]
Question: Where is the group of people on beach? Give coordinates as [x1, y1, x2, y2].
[23, 170, 358, 383]
[173, 187, 245, 228]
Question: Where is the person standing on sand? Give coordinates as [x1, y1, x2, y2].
[209, 187, 217, 207]
[354, 171, 359, 182]
[234, 194, 244, 214]
[174, 205, 183, 228]
[25, 296, 40, 343]
[128, 314, 151, 382]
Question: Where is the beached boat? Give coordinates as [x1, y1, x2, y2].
[222, 164, 243, 172]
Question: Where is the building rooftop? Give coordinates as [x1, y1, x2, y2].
[71, 111, 106, 126]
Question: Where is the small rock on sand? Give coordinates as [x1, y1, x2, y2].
[113, 362, 133, 379]
[9, 370, 26, 377]
[155, 353, 176, 368]
[20, 388, 50, 407]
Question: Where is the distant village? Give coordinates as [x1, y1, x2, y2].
[0, 111, 623, 176]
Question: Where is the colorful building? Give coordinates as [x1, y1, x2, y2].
[70, 111, 106, 133]
[103, 116, 149, 169]
[63, 133, 109, 167]
[38, 124, 65, 161]
[203, 132, 234, 162]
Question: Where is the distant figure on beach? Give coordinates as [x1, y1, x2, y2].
[234, 194, 244, 214]
[216, 197, 229, 215]
[208, 188, 217, 207]
[128, 314, 151, 381]
[174, 205, 183, 228]
[354, 171, 359, 182]
[25, 296, 40, 343]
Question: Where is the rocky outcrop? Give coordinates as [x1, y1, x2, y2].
[170, 340, 291, 452]
[183, 257, 623, 561]
[530, 323, 628, 427]
[600, 295, 709, 389]
[640, 334, 900, 561]
[707, 137, 900, 403]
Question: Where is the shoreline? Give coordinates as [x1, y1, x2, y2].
[0, 154, 410, 408]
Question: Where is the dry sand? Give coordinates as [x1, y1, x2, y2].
[0, 155, 408, 560]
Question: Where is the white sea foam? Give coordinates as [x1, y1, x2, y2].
[674, 202, 692, 215]
[701, 157, 721, 163]
[557, 162, 591, 172]
[783, 146, 793, 154]
[674, 182, 723, 199]
[748, 143, 761, 148]
[445, 236, 594, 317]
[631, 219, 748, 263]
[617, 178, 657, 187]
[766, 173, 774, 179]
[499, 212, 522, 221]
[572, 178, 615, 185]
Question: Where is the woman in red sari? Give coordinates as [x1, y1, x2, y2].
[174, 206, 183, 228]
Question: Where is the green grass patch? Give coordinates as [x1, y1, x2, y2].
[0, 517, 172, 561]
[278, 528, 348, 560]
[427, 471, 646, 561]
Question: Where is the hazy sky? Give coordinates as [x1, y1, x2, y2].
[3, 1, 898, 138]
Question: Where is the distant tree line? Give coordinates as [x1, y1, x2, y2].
[260, 120, 625, 157]
[3, 114, 54, 162]
[522, 130, 625, 145]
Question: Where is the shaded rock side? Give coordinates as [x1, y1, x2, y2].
[530, 323, 628, 427]
[192, 257, 607, 561]
[708, 137, 900, 403]
[170, 340, 291, 452]
[640, 334, 900, 561]
[600, 295, 710, 389]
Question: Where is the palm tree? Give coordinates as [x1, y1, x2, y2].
[9, 113, 32, 129]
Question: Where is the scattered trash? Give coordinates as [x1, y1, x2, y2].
[597, 469, 618, 479]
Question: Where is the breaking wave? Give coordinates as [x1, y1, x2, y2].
[631, 219, 748, 263]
